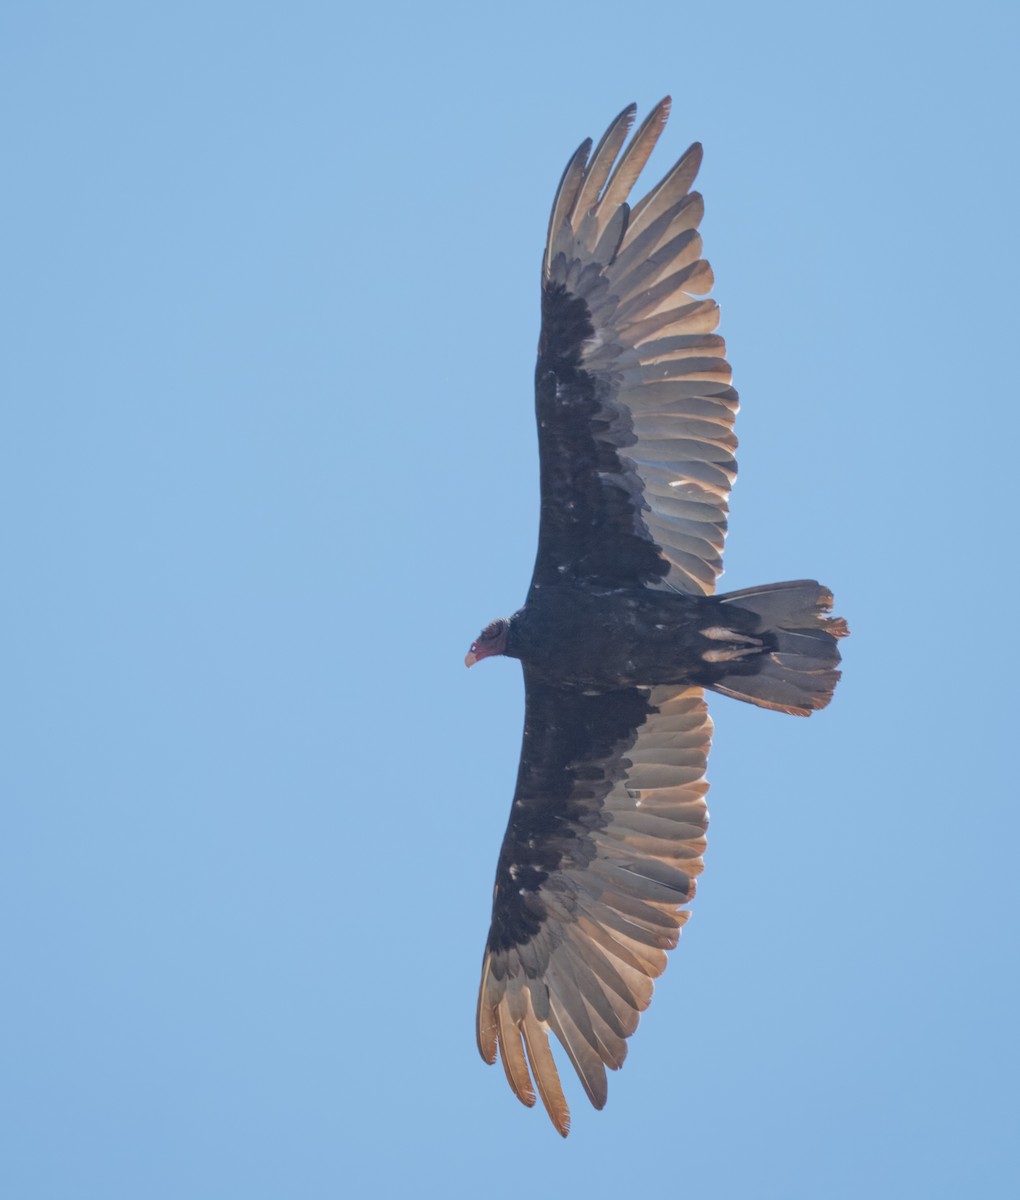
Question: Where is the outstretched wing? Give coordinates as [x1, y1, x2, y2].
[532, 99, 737, 596]
[476, 674, 712, 1135]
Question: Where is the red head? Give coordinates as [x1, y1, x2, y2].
[465, 617, 510, 668]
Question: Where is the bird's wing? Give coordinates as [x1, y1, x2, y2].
[532, 99, 736, 596]
[476, 673, 712, 1135]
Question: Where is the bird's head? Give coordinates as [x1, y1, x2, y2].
[465, 617, 510, 668]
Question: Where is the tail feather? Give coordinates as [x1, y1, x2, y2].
[711, 580, 848, 716]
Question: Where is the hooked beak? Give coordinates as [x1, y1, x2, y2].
[464, 650, 478, 668]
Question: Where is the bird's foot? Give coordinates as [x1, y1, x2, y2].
[699, 626, 765, 663]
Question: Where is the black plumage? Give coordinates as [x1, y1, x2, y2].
[466, 100, 848, 1136]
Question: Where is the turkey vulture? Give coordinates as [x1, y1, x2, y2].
[466, 99, 847, 1136]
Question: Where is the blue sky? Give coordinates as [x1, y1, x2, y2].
[2, 2, 1018, 1197]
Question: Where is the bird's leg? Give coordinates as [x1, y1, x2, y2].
[701, 626, 762, 644]
[699, 626, 766, 663]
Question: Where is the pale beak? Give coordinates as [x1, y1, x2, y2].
[464, 651, 478, 668]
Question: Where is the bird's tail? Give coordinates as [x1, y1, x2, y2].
[706, 580, 849, 716]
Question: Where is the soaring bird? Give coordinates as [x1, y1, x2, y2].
[466, 99, 847, 1136]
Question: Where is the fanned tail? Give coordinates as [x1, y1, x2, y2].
[709, 580, 849, 716]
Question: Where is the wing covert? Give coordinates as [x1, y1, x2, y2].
[532, 99, 737, 596]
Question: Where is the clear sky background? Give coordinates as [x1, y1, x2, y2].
[3, 2, 1017, 1197]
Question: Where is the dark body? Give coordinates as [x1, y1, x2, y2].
[469, 101, 847, 1137]
[506, 585, 761, 690]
